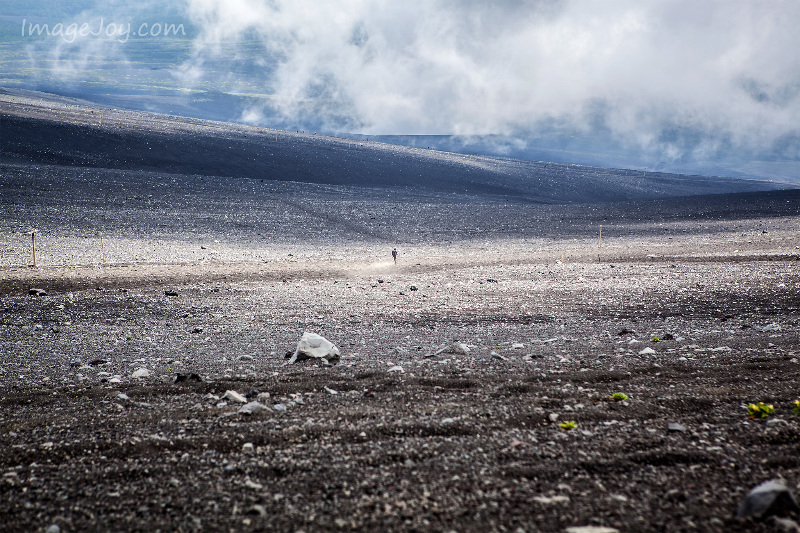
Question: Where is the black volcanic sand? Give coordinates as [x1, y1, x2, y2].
[2, 91, 800, 532]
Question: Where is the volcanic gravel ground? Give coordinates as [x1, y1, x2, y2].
[2, 207, 800, 531]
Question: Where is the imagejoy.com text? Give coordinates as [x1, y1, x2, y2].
[21, 18, 187, 43]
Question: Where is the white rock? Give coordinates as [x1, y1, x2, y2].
[638, 347, 656, 355]
[115, 393, 130, 401]
[760, 323, 782, 332]
[242, 442, 255, 453]
[287, 332, 340, 364]
[222, 390, 247, 403]
[323, 386, 338, 395]
[131, 368, 150, 379]
[388, 365, 404, 373]
[511, 343, 525, 349]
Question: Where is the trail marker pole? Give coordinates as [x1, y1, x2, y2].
[31, 232, 37, 267]
[598, 225, 602, 262]
[100, 232, 106, 264]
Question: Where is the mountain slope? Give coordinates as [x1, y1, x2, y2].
[0, 88, 789, 204]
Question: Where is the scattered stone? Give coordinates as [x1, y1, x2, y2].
[45, 525, 61, 533]
[564, 526, 619, 533]
[192, 327, 204, 334]
[244, 479, 263, 490]
[174, 373, 203, 383]
[760, 323, 782, 332]
[617, 329, 635, 336]
[533, 495, 570, 504]
[548, 413, 560, 422]
[69, 360, 83, 368]
[766, 418, 789, 427]
[486, 278, 498, 283]
[237, 355, 254, 361]
[222, 390, 247, 404]
[88, 359, 109, 367]
[238, 402, 267, 415]
[115, 393, 130, 401]
[273, 403, 287, 412]
[287, 332, 340, 364]
[164, 290, 178, 297]
[131, 368, 150, 379]
[242, 442, 255, 453]
[667, 423, 686, 433]
[638, 347, 656, 355]
[388, 365, 404, 373]
[773, 517, 800, 533]
[736, 479, 800, 519]
[323, 386, 338, 395]
[28, 288, 48, 297]
[256, 392, 271, 403]
[246, 504, 267, 517]
[511, 343, 525, 349]
[491, 352, 508, 361]
[410, 286, 418, 291]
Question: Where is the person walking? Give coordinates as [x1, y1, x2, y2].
[392, 248, 398, 264]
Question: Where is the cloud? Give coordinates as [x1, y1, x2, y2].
[178, 0, 800, 161]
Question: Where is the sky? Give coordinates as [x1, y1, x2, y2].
[3, 0, 800, 176]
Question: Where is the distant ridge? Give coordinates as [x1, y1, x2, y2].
[0, 88, 789, 204]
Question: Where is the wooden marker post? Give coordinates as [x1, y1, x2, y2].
[598, 225, 602, 262]
[100, 232, 106, 264]
[31, 232, 37, 267]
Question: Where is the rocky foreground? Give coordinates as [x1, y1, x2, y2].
[2, 220, 800, 532]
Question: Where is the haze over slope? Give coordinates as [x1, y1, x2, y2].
[0, 89, 788, 205]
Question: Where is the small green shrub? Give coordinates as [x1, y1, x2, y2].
[747, 402, 775, 419]
[559, 421, 576, 430]
[611, 392, 629, 402]
[793, 400, 799, 416]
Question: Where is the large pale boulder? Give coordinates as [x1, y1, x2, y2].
[287, 332, 340, 364]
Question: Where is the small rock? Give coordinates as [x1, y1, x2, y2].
[45, 525, 61, 533]
[192, 327, 204, 334]
[736, 479, 800, 519]
[273, 403, 287, 412]
[638, 347, 656, 355]
[237, 355, 254, 361]
[511, 343, 525, 349]
[222, 390, 247, 403]
[533, 495, 569, 505]
[766, 419, 789, 427]
[564, 526, 619, 533]
[388, 365, 404, 373]
[323, 386, 338, 395]
[242, 442, 255, 453]
[491, 352, 508, 361]
[115, 393, 130, 401]
[548, 413, 560, 422]
[88, 359, 109, 366]
[131, 368, 150, 379]
[164, 290, 178, 297]
[244, 479, 263, 490]
[667, 423, 686, 433]
[246, 504, 267, 517]
[29, 288, 48, 297]
[238, 402, 267, 415]
[174, 373, 202, 383]
[773, 517, 800, 533]
[69, 360, 83, 368]
[760, 323, 782, 332]
[256, 392, 271, 402]
[410, 286, 418, 291]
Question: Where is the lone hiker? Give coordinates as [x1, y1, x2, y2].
[392, 248, 398, 264]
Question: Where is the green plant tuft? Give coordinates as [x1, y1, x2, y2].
[559, 421, 576, 430]
[747, 402, 774, 419]
[611, 392, 629, 402]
